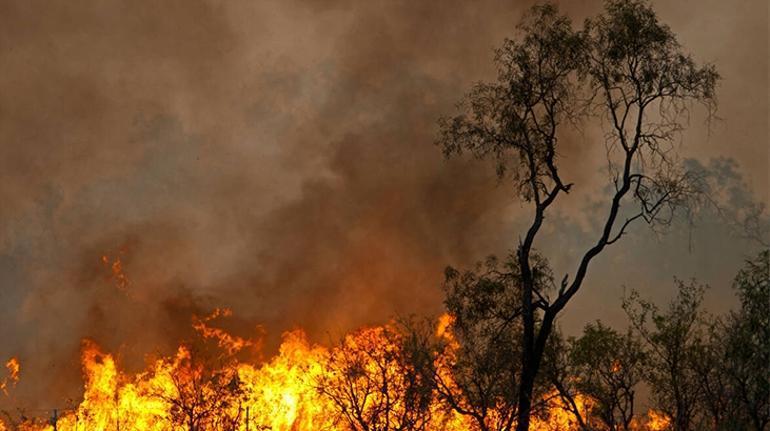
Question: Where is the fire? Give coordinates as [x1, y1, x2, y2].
[192, 308, 259, 356]
[644, 410, 671, 431]
[101, 254, 130, 291]
[435, 313, 455, 340]
[1, 316, 671, 431]
[531, 392, 595, 431]
[239, 331, 333, 430]
[0, 357, 20, 395]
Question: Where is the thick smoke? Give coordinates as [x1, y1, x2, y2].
[0, 0, 766, 409]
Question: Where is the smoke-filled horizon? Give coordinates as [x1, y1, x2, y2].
[0, 0, 767, 408]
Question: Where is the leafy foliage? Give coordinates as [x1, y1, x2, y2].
[437, 1, 719, 429]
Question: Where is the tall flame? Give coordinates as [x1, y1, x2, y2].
[1, 316, 670, 431]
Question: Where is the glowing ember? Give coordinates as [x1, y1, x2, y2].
[101, 254, 130, 291]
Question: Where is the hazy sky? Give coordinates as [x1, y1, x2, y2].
[0, 0, 767, 407]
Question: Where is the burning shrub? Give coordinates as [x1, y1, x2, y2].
[318, 324, 435, 431]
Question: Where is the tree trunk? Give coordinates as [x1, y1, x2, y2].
[515, 313, 555, 431]
[516, 362, 535, 431]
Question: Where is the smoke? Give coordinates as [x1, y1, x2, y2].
[0, 0, 766, 409]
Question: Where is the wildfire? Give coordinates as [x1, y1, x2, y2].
[192, 308, 260, 356]
[101, 253, 130, 291]
[644, 410, 671, 431]
[0, 315, 671, 431]
[0, 358, 19, 395]
[435, 313, 455, 340]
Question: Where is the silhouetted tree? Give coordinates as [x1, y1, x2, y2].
[428, 255, 554, 431]
[318, 325, 434, 431]
[0, 409, 35, 431]
[541, 329, 591, 431]
[562, 322, 645, 431]
[721, 250, 770, 431]
[437, 1, 717, 428]
[689, 317, 735, 430]
[623, 281, 706, 431]
[621, 252, 768, 431]
[153, 345, 245, 431]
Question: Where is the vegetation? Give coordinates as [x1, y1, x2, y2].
[1, 2, 765, 431]
[437, 0, 718, 429]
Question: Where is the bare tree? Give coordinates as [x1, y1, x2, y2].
[0, 409, 35, 431]
[437, 1, 717, 429]
[318, 325, 434, 431]
[153, 345, 245, 431]
[540, 329, 591, 431]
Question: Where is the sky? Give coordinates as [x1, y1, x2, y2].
[0, 0, 767, 408]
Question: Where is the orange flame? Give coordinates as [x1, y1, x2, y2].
[645, 409, 671, 431]
[1, 315, 671, 431]
[101, 254, 130, 291]
[0, 357, 20, 395]
[192, 308, 259, 356]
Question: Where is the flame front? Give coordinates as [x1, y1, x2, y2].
[2, 317, 670, 431]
